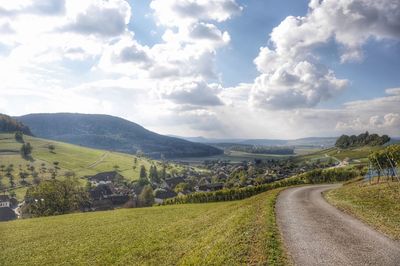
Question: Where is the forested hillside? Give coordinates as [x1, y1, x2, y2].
[18, 113, 222, 158]
[0, 114, 32, 135]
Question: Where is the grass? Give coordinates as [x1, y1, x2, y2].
[296, 146, 384, 164]
[0, 188, 287, 265]
[325, 179, 400, 240]
[0, 133, 183, 200]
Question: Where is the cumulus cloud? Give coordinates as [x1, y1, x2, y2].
[63, 0, 130, 37]
[159, 80, 223, 106]
[251, 0, 400, 110]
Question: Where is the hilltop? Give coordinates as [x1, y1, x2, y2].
[0, 114, 32, 136]
[17, 113, 222, 159]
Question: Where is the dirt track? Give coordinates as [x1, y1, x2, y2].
[276, 184, 400, 266]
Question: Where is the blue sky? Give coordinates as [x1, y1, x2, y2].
[0, 0, 399, 138]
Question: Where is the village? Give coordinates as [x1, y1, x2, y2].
[0, 156, 338, 221]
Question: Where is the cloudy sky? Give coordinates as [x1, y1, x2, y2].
[0, 0, 399, 139]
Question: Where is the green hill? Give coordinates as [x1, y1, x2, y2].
[17, 113, 222, 159]
[0, 133, 182, 199]
[0, 188, 286, 265]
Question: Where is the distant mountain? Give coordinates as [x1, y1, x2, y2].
[17, 113, 222, 159]
[0, 114, 32, 135]
[172, 135, 337, 147]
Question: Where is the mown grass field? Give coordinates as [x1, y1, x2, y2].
[0, 133, 183, 199]
[325, 180, 400, 240]
[0, 188, 287, 265]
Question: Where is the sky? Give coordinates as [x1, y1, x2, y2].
[0, 0, 399, 139]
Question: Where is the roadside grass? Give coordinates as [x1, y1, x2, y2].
[325, 179, 400, 240]
[0, 188, 287, 265]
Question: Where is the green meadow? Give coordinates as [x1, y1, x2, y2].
[0, 188, 286, 265]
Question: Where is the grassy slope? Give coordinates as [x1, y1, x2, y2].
[297, 146, 383, 164]
[0, 188, 287, 266]
[0, 133, 182, 199]
[325, 180, 400, 240]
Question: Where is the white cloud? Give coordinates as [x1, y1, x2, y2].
[62, 0, 131, 37]
[150, 0, 242, 27]
[250, 0, 400, 110]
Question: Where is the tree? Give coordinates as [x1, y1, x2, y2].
[48, 144, 55, 153]
[15, 131, 24, 143]
[174, 182, 189, 193]
[149, 165, 159, 183]
[24, 179, 90, 217]
[20, 142, 33, 159]
[139, 165, 147, 180]
[138, 185, 154, 207]
[19, 171, 29, 185]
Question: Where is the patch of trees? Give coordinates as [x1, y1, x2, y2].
[0, 114, 32, 135]
[15, 131, 24, 143]
[335, 132, 390, 148]
[23, 179, 90, 217]
[20, 142, 33, 159]
[162, 168, 359, 205]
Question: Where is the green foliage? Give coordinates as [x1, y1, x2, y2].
[0, 114, 32, 135]
[24, 179, 89, 217]
[14, 131, 24, 143]
[20, 142, 32, 158]
[163, 168, 360, 205]
[174, 182, 189, 193]
[368, 144, 400, 179]
[139, 165, 147, 180]
[48, 144, 55, 152]
[148, 165, 159, 183]
[335, 131, 390, 148]
[138, 185, 154, 207]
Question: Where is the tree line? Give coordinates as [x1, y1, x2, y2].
[162, 168, 359, 205]
[335, 132, 390, 148]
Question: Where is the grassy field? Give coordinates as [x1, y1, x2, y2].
[0, 133, 183, 199]
[325, 180, 400, 240]
[0, 188, 287, 265]
[297, 146, 384, 164]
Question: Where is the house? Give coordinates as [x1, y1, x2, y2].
[161, 176, 185, 190]
[0, 195, 16, 222]
[0, 195, 10, 208]
[154, 189, 177, 204]
[89, 184, 115, 200]
[88, 171, 123, 186]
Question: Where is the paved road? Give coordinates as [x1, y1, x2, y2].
[276, 185, 400, 266]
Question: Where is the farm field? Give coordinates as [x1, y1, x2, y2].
[0, 134, 183, 199]
[325, 180, 400, 240]
[0, 188, 287, 265]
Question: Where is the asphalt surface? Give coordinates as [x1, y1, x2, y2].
[276, 184, 400, 266]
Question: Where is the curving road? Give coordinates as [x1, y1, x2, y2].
[276, 184, 400, 266]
